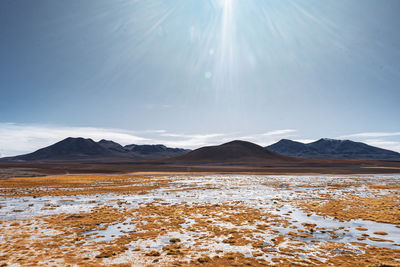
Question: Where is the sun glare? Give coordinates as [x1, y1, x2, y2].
[219, 0, 233, 9]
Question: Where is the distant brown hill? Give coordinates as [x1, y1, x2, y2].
[170, 140, 297, 165]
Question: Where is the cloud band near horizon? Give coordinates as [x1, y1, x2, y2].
[0, 123, 399, 157]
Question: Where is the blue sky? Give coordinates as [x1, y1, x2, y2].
[1, 0, 400, 156]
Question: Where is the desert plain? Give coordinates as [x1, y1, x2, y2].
[0, 172, 399, 266]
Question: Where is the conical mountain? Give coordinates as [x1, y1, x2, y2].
[173, 140, 295, 164]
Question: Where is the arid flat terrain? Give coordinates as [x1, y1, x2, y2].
[0, 173, 399, 266]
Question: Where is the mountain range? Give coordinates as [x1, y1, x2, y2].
[266, 138, 400, 161]
[1, 137, 400, 163]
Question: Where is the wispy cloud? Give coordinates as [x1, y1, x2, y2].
[260, 129, 297, 136]
[339, 132, 400, 138]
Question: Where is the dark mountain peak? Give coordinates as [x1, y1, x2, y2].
[267, 139, 317, 157]
[173, 140, 291, 164]
[275, 139, 304, 145]
[98, 139, 116, 144]
[98, 139, 121, 148]
[313, 138, 346, 144]
[52, 137, 99, 148]
[221, 140, 265, 149]
[98, 139, 127, 153]
[312, 138, 361, 146]
[279, 138, 293, 142]
[5, 137, 112, 161]
[267, 138, 400, 161]
[63, 137, 95, 143]
[224, 140, 253, 144]
[311, 138, 341, 147]
[309, 138, 366, 153]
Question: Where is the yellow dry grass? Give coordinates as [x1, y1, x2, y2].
[0, 173, 399, 266]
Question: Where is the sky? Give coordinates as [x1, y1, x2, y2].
[1, 0, 400, 156]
